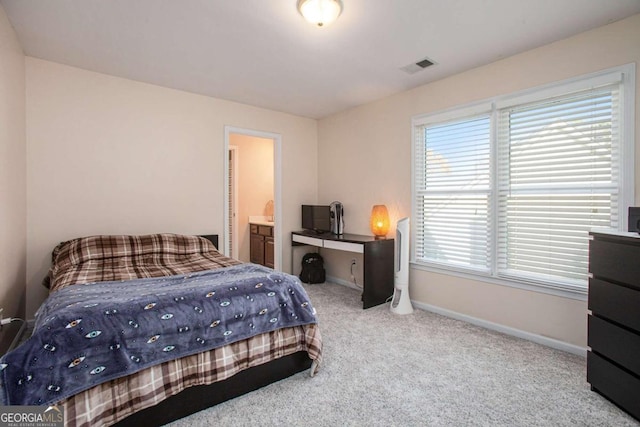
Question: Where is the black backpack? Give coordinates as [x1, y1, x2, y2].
[299, 252, 325, 284]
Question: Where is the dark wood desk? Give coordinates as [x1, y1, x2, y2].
[291, 230, 394, 309]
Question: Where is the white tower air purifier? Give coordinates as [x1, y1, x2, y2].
[390, 217, 413, 315]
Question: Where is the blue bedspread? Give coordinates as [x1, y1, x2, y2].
[0, 264, 318, 405]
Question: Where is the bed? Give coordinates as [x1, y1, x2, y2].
[0, 233, 323, 426]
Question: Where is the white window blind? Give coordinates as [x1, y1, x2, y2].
[496, 86, 619, 288]
[412, 65, 634, 294]
[414, 114, 492, 272]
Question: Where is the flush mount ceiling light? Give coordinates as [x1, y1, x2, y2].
[297, 0, 343, 27]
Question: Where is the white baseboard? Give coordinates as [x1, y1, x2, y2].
[326, 276, 587, 357]
[326, 275, 362, 291]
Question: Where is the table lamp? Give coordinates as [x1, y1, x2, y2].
[370, 205, 390, 239]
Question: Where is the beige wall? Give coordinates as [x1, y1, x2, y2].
[229, 134, 274, 263]
[0, 6, 26, 318]
[13, 7, 640, 349]
[26, 58, 317, 316]
[317, 14, 640, 348]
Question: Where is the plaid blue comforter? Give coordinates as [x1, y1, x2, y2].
[0, 264, 318, 405]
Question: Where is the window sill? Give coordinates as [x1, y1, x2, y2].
[410, 262, 588, 301]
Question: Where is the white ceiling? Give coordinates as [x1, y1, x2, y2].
[2, 0, 640, 119]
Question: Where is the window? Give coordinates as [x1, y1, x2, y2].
[412, 65, 635, 294]
[414, 113, 492, 272]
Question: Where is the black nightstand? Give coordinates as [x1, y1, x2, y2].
[0, 320, 28, 356]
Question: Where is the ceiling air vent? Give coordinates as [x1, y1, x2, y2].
[400, 57, 435, 75]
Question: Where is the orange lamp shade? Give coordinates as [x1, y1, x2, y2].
[370, 205, 390, 238]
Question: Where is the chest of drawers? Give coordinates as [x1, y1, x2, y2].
[588, 230, 640, 420]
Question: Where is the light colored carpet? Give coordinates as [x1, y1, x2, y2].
[168, 282, 639, 426]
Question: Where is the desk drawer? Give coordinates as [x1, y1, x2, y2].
[588, 315, 640, 375]
[292, 234, 323, 247]
[323, 240, 364, 253]
[587, 351, 640, 420]
[589, 278, 640, 331]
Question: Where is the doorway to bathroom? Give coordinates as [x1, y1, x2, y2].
[223, 126, 281, 269]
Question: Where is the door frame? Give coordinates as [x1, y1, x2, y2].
[228, 145, 239, 259]
[223, 126, 282, 270]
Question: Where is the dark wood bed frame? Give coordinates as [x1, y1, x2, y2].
[113, 234, 314, 425]
[115, 352, 312, 426]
